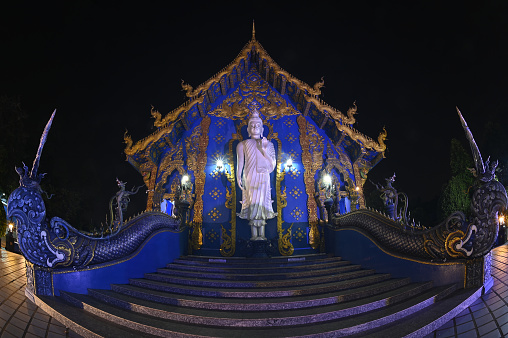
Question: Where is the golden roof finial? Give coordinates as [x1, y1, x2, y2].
[252, 20, 256, 41]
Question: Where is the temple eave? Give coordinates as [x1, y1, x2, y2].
[125, 37, 386, 167]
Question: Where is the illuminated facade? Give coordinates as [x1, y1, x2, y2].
[124, 28, 387, 257]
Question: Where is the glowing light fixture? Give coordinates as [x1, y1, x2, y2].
[8, 222, 14, 232]
[216, 159, 224, 171]
[181, 175, 189, 185]
[499, 214, 506, 225]
[323, 174, 332, 186]
[285, 157, 293, 169]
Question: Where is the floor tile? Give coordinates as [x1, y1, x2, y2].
[457, 321, 476, 334]
[477, 321, 499, 336]
[4, 323, 24, 337]
[480, 328, 502, 338]
[1, 331, 19, 338]
[456, 313, 473, 325]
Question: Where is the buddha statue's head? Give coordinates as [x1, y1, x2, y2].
[247, 109, 263, 139]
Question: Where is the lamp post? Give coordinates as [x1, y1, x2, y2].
[175, 174, 192, 230]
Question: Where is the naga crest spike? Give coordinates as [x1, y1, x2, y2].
[31, 109, 56, 179]
[456, 106, 485, 177]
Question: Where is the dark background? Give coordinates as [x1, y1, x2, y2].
[1, 1, 507, 229]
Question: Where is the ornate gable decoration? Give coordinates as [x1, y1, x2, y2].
[210, 70, 298, 120]
[125, 31, 387, 168]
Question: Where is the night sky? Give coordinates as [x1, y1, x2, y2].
[1, 2, 508, 226]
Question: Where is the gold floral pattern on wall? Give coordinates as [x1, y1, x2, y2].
[291, 207, 304, 221]
[208, 207, 222, 222]
[209, 187, 222, 201]
[289, 187, 302, 199]
[213, 134, 225, 144]
[206, 228, 219, 243]
[287, 168, 301, 179]
[286, 133, 297, 144]
[293, 227, 306, 242]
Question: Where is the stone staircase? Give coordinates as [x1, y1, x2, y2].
[38, 254, 480, 337]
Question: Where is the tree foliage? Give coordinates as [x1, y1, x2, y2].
[0, 206, 6, 238]
[439, 138, 475, 220]
[0, 96, 29, 196]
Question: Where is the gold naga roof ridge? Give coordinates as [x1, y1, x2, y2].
[125, 36, 387, 156]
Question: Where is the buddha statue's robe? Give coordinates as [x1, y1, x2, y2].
[237, 138, 276, 223]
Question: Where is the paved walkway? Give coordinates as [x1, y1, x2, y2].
[427, 245, 508, 338]
[1, 246, 508, 337]
[0, 248, 81, 338]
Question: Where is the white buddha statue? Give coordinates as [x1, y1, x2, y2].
[236, 109, 277, 240]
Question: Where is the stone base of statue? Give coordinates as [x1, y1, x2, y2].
[249, 240, 269, 258]
[243, 238, 277, 258]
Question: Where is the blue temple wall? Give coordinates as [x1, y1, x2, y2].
[51, 228, 188, 296]
[324, 227, 466, 287]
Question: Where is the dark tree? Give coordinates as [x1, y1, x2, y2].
[0, 205, 6, 238]
[0, 96, 30, 196]
[439, 138, 474, 220]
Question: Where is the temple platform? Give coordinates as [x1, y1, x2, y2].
[1, 244, 508, 337]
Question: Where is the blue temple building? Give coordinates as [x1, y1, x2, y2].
[124, 28, 387, 257]
[7, 26, 506, 337]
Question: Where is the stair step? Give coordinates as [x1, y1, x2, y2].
[59, 284, 458, 337]
[129, 273, 392, 298]
[111, 277, 412, 311]
[172, 255, 341, 268]
[167, 258, 350, 274]
[181, 253, 331, 264]
[356, 287, 479, 337]
[88, 281, 434, 327]
[39, 253, 476, 337]
[143, 268, 373, 288]
[157, 263, 361, 281]
[38, 295, 154, 338]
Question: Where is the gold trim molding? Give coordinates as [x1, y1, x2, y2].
[297, 115, 324, 249]
[185, 116, 211, 250]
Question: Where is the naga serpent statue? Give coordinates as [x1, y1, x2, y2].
[371, 173, 410, 226]
[107, 178, 143, 235]
[7, 110, 180, 269]
[329, 108, 507, 262]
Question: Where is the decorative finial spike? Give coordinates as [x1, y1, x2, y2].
[457, 106, 485, 176]
[252, 20, 256, 41]
[31, 109, 56, 178]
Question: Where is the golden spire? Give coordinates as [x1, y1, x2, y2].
[252, 20, 256, 41]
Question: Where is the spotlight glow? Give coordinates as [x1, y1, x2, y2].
[217, 159, 224, 170]
[323, 174, 332, 186]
